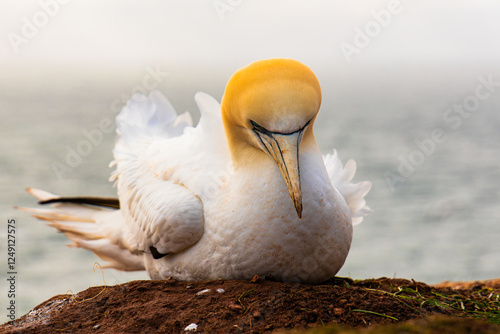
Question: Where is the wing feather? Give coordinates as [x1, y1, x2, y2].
[323, 150, 372, 225]
[113, 90, 206, 256]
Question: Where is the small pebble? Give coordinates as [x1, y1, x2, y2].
[216, 288, 225, 293]
[250, 275, 262, 283]
[252, 310, 262, 318]
[196, 288, 211, 295]
[228, 303, 243, 310]
[184, 323, 197, 331]
[333, 308, 344, 316]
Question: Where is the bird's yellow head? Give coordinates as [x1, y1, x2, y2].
[221, 59, 322, 218]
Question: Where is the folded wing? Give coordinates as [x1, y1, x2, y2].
[112, 90, 209, 256]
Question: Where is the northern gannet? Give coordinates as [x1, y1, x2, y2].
[21, 59, 371, 283]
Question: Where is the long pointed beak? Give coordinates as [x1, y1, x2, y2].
[254, 127, 305, 219]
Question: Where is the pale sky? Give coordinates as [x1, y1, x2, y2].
[1, 0, 500, 66]
[1, 0, 500, 103]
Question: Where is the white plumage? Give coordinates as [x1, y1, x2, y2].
[21, 59, 371, 283]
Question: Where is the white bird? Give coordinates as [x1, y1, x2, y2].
[21, 59, 372, 283]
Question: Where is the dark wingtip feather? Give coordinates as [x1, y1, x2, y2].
[39, 197, 120, 209]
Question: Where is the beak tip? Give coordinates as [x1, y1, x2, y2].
[296, 204, 303, 220]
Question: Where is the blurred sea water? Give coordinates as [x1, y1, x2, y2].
[1, 64, 500, 317]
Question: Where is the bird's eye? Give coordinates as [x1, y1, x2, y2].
[251, 119, 312, 136]
[250, 120, 263, 131]
[250, 120, 271, 135]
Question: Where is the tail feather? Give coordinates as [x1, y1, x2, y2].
[15, 206, 94, 223]
[19, 188, 145, 271]
[47, 221, 104, 240]
[27, 187, 59, 201]
[70, 238, 144, 271]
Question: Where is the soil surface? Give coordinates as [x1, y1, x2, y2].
[2, 276, 499, 333]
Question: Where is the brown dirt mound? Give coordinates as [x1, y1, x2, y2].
[433, 278, 500, 290]
[2, 277, 499, 333]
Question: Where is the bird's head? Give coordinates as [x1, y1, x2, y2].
[221, 59, 322, 219]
